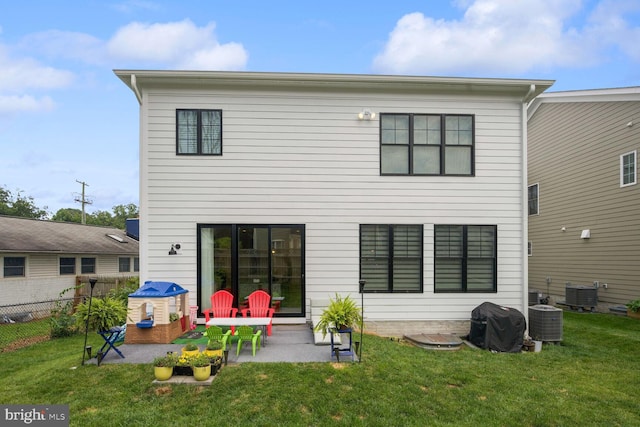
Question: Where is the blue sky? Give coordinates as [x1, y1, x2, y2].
[1, 0, 639, 215]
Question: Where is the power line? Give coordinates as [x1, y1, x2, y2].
[74, 180, 93, 224]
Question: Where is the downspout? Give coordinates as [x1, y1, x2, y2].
[521, 84, 535, 330]
[131, 74, 142, 105]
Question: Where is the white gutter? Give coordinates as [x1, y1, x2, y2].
[131, 74, 142, 105]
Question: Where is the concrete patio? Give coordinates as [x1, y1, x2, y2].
[85, 323, 351, 365]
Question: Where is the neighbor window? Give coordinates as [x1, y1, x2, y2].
[119, 257, 131, 273]
[380, 113, 474, 176]
[81, 257, 96, 274]
[176, 109, 222, 155]
[621, 150, 636, 187]
[3, 257, 25, 277]
[60, 257, 76, 275]
[134, 257, 139, 272]
[360, 224, 423, 292]
[528, 183, 539, 215]
[435, 225, 497, 292]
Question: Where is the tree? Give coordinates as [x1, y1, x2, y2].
[0, 186, 49, 219]
[51, 208, 83, 223]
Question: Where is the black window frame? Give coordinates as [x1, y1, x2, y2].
[528, 183, 539, 215]
[380, 113, 475, 176]
[176, 109, 223, 155]
[434, 225, 497, 293]
[133, 257, 139, 272]
[81, 257, 96, 274]
[359, 224, 423, 293]
[118, 257, 131, 273]
[59, 257, 76, 275]
[3, 256, 26, 277]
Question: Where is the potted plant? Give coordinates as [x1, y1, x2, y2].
[153, 354, 177, 381]
[203, 340, 223, 358]
[181, 342, 199, 357]
[313, 293, 362, 338]
[190, 353, 212, 381]
[626, 299, 640, 319]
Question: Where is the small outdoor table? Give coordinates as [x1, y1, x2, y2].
[97, 326, 125, 364]
[205, 317, 272, 346]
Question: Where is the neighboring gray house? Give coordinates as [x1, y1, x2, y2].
[116, 70, 552, 335]
[527, 87, 640, 307]
[0, 215, 139, 305]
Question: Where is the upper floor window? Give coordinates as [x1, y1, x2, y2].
[360, 224, 423, 293]
[621, 150, 636, 187]
[528, 183, 539, 215]
[176, 109, 222, 155]
[81, 257, 96, 274]
[60, 257, 76, 275]
[434, 225, 497, 293]
[380, 113, 474, 176]
[4, 257, 25, 277]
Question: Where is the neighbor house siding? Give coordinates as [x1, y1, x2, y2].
[528, 99, 640, 305]
[139, 85, 529, 321]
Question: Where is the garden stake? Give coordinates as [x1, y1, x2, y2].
[81, 278, 98, 365]
[359, 279, 365, 363]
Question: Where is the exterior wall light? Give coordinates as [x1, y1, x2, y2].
[358, 109, 376, 120]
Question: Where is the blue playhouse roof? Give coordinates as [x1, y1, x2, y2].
[128, 281, 188, 298]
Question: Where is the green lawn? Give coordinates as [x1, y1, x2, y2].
[1, 312, 639, 427]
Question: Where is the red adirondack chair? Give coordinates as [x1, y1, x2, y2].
[203, 290, 238, 332]
[241, 290, 275, 336]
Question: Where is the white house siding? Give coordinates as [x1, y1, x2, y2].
[132, 80, 540, 333]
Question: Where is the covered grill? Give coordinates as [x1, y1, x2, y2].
[468, 302, 526, 353]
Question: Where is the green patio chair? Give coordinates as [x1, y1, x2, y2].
[204, 325, 232, 352]
[235, 325, 262, 356]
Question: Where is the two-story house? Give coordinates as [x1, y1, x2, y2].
[116, 70, 552, 335]
[527, 87, 640, 308]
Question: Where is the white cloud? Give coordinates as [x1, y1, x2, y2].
[372, 0, 638, 76]
[20, 30, 105, 65]
[0, 46, 75, 92]
[107, 19, 248, 70]
[0, 95, 55, 114]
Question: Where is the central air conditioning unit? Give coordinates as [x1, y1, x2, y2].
[528, 304, 563, 342]
[565, 283, 598, 311]
[528, 289, 541, 306]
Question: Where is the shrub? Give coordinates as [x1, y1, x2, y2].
[74, 296, 127, 332]
[49, 287, 79, 338]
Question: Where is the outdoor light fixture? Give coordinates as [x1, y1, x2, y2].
[358, 109, 376, 120]
[81, 278, 98, 365]
[168, 243, 181, 255]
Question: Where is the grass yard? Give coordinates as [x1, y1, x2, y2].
[0, 311, 639, 426]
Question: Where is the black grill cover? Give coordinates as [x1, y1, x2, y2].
[468, 302, 526, 353]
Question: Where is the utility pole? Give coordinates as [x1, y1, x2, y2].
[74, 180, 93, 224]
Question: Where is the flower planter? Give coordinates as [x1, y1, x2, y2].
[192, 365, 211, 381]
[203, 349, 223, 358]
[154, 366, 173, 381]
[628, 309, 640, 320]
[181, 348, 199, 357]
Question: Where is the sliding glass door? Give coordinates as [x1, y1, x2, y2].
[199, 224, 304, 317]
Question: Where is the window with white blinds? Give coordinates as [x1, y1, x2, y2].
[360, 224, 423, 292]
[435, 225, 497, 292]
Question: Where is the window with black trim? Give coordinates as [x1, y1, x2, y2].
[176, 109, 222, 155]
[4, 257, 25, 277]
[380, 113, 474, 176]
[528, 183, 539, 215]
[60, 257, 76, 275]
[81, 257, 96, 274]
[134, 257, 139, 272]
[119, 257, 131, 273]
[360, 224, 423, 292]
[435, 225, 497, 292]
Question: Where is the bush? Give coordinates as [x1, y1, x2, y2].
[108, 277, 140, 304]
[75, 296, 127, 332]
[50, 287, 79, 338]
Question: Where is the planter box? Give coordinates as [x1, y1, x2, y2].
[628, 310, 640, 320]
